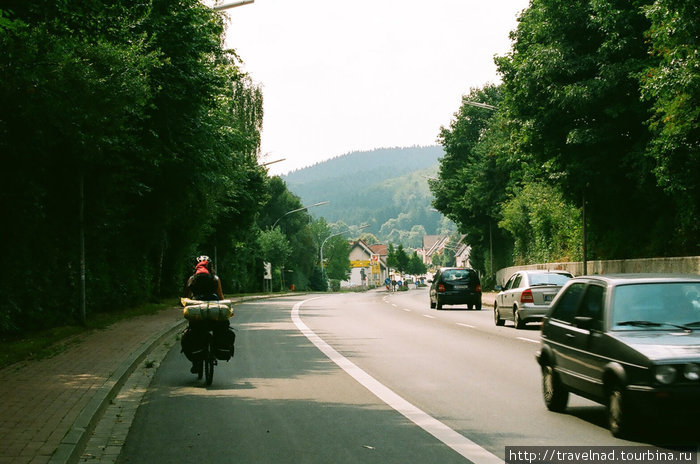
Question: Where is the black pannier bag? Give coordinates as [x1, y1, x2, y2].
[213, 325, 236, 361]
[181, 326, 208, 361]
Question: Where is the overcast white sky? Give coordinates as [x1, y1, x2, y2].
[218, 0, 529, 175]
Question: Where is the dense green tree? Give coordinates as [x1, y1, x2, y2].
[323, 236, 351, 282]
[0, 1, 266, 332]
[499, 182, 582, 264]
[640, 0, 700, 249]
[257, 227, 292, 291]
[395, 245, 410, 274]
[257, 177, 320, 290]
[430, 85, 516, 277]
[386, 244, 398, 271]
[496, 0, 688, 258]
[407, 252, 428, 276]
[308, 265, 328, 291]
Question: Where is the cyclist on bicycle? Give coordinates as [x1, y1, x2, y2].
[182, 256, 227, 374]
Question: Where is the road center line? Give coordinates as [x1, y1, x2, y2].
[402, 308, 411, 312]
[423, 314, 435, 319]
[517, 337, 540, 344]
[456, 323, 475, 328]
[292, 299, 503, 464]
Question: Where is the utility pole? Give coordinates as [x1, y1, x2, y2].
[582, 191, 587, 275]
[79, 173, 86, 325]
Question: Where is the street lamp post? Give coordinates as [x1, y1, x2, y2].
[463, 101, 496, 110]
[261, 158, 285, 167]
[212, 0, 254, 11]
[271, 201, 329, 229]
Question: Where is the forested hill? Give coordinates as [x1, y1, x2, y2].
[284, 146, 443, 185]
[283, 146, 455, 247]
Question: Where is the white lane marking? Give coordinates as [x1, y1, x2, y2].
[391, 304, 398, 307]
[292, 299, 503, 464]
[517, 337, 540, 344]
[402, 308, 411, 312]
[456, 323, 475, 328]
[423, 314, 435, 319]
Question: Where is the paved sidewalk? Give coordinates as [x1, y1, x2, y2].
[0, 306, 186, 464]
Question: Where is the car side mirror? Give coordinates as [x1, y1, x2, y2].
[495, 285, 503, 291]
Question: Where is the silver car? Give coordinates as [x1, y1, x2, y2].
[494, 270, 573, 328]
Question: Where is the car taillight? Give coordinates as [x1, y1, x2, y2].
[438, 284, 446, 293]
[476, 284, 482, 292]
[521, 288, 534, 303]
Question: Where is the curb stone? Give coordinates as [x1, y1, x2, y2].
[48, 317, 186, 464]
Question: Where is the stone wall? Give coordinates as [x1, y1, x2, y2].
[495, 256, 700, 286]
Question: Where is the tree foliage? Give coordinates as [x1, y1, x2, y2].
[431, 85, 516, 277]
[499, 183, 582, 264]
[431, 0, 699, 279]
[407, 251, 427, 276]
[0, 1, 266, 333]
[639, 0, 700, 248]
[496, 0, 688, 258]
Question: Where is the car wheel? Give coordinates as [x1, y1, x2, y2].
[494, 303, 504, 326]
[467, 304, 473, 310]
[514, 308, 525, 329]
[542, 364, 568, 412]
[430, 299, 436, 309]
[436, 300, 443, 310]
[608, 383, 636, 438]
[475, 301, 482, 311]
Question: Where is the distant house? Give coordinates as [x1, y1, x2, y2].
[343, 240, 388, 287]
[454, 236, 472, 268]
[420, 234, 450, 265]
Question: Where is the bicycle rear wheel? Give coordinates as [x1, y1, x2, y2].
[196, 359, 204, 380]
[205, 351, 214, 386]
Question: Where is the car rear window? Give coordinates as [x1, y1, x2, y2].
[442, 269, 474, 281]
[529, 273, 572, 286]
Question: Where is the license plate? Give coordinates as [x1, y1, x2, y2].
[544, 294, 554, 302]
[455, 285, 468, 290]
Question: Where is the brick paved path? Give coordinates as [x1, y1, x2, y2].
[0, 308, 184, 464]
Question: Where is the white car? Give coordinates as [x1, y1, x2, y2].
[494, 270, 573, 328]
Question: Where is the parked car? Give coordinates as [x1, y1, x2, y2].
[429, 267, 482, 310]
[537, 274, 700, 437]
[494, 270, 573, 328]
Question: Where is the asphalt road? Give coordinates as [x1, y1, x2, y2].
[118, 289, 700, 463]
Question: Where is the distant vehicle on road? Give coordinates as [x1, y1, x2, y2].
[429, 267, 482, 310]
[494, 270, 573, 329]
[537, 274, 700, 437]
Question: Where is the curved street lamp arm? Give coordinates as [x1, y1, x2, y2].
[272, 201, 329, 229]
